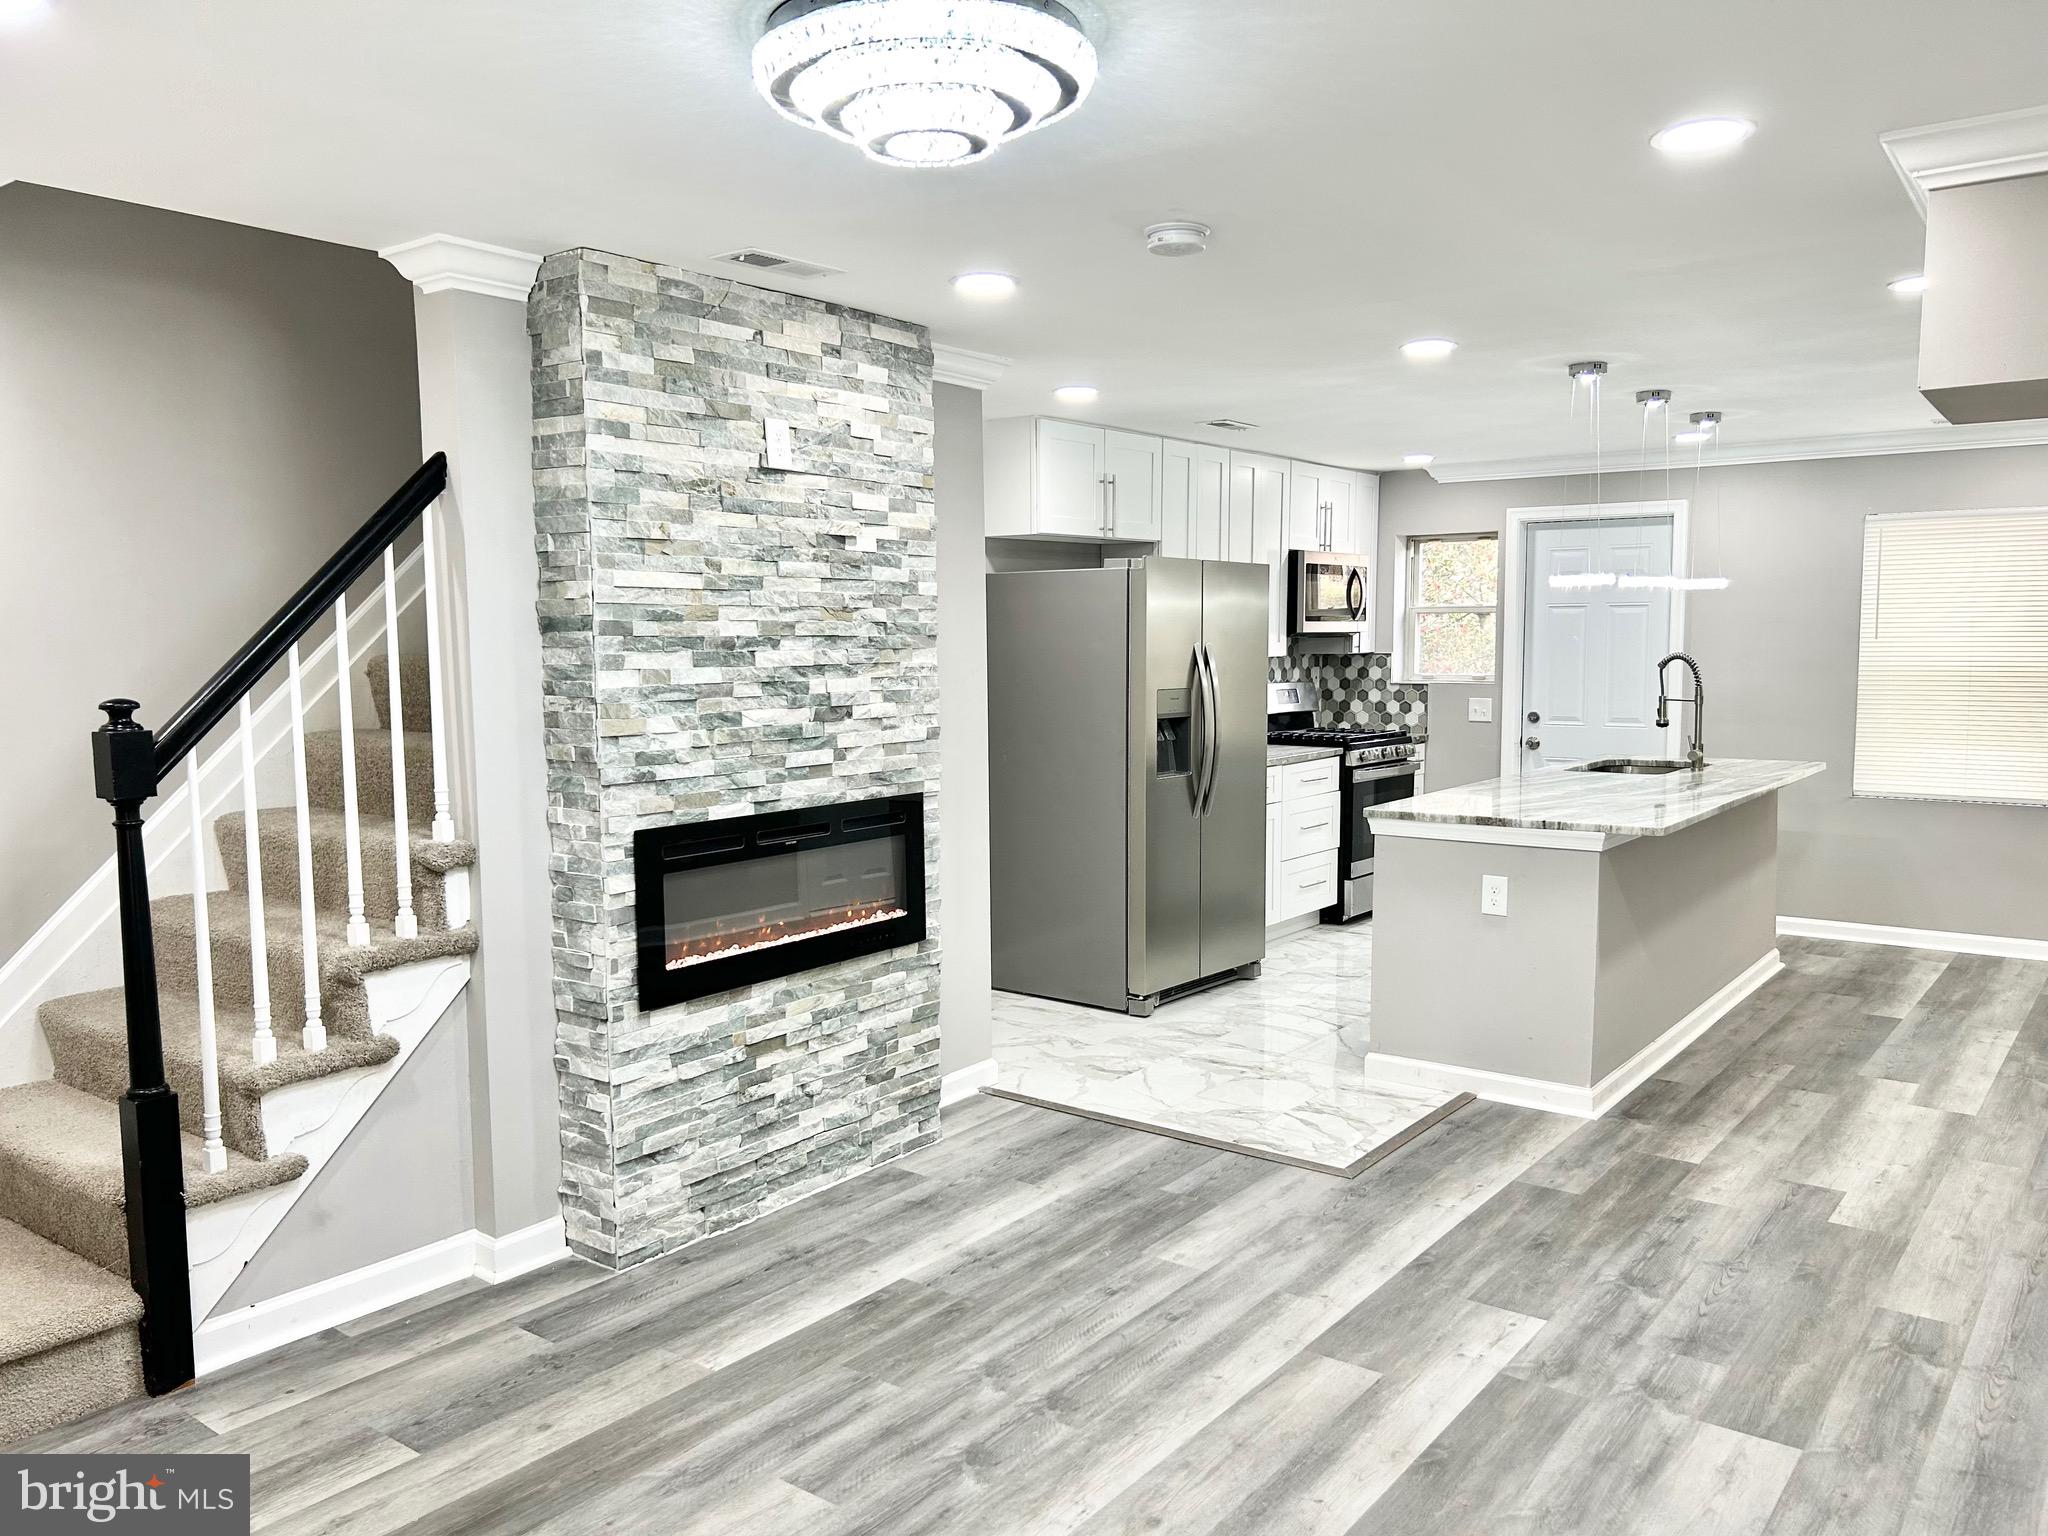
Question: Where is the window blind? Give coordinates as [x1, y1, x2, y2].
[1854, 508, 2048, 806]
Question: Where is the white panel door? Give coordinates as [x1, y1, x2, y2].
[1324, 473, 1359, 553]
[1521, 518, 1674, 767]
[1104, 430, 1163, 542]
[1034, 419, 1108, 538]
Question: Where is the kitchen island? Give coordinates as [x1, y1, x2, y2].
[1362, 758, 1824, 1116]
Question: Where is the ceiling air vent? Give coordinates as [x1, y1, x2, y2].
[712, 249, 844, 280]
[1202, 419, 1259, 432]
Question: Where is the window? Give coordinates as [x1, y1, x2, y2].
[1855, 508, 2048, 806]
[1403, 533, 1499, 681]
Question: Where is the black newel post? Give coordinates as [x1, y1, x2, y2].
[92, 699, 195, 1395]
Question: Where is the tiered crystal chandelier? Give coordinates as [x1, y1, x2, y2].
[753, 0, 1098, 168]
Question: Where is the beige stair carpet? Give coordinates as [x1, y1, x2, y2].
[0, 651, 477, 1446]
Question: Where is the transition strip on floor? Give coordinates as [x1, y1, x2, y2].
[980, 1086, 1477, 1178]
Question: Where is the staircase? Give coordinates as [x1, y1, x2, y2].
[0, 458, 476, 1442]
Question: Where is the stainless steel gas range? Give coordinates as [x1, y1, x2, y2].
[1267, 682, 1419, 923]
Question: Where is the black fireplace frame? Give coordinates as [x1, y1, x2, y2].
[632, 793, 927, 1010]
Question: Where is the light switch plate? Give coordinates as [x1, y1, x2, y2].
[1481, 875, 1509, 916]
[1468, 697, 1493, 722]
[763, 417, 796, 471]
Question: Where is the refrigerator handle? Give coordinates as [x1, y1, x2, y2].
[1188, 644, 1208, 813]
[1196, 647, 1212, 819]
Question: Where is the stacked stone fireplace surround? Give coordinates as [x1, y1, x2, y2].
[530, 250, 942, 1267]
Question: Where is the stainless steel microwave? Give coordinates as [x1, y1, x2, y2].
[1290, 550, 1371, 636]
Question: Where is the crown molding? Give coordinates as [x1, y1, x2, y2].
[1430, 419, 2048, 483]
[379, 234, 542, 302]
[1880, 105, 2048, 220]
[932, 344, 1011, 391]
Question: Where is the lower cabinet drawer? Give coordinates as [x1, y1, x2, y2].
[1276, 851, 1337, 918]
[1280, 792, 1342, 861]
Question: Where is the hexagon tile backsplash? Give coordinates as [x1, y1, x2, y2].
[1268, 650, 1429, 741]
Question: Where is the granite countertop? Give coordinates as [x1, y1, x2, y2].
[1267, 742, 1342, 767]
[1370, 758, 1825, 837]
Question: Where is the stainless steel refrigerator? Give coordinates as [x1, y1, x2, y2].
[987, 557, 1268, 1015]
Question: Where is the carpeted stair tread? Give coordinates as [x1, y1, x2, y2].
[0, 1082, 308, 1276]
[365, 652, 433, 733]
[151, 889, 478, 1037]
[304, 726, 435, 824]
[0, 1216, 140, 1369]
[212, 806, 475, 927]
[40, 987, 400, 1160]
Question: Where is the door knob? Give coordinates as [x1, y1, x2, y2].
[1524, 736, 1542, 751]
[1527, 711, 1541, 724]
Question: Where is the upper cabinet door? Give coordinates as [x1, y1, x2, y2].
[1189, 442, 1228, 560]
[1160, 440, 1226, 559]
[1230, 451, 1291, 655]
[1324, 473, 1357, 553]
[1104, 430, 1163, 542]
[1287, 463, 1328, 551]
[1035, 419, 1110, 538]
[1160, 441, 1196, 558]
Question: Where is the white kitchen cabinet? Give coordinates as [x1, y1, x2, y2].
[1104, 429, 1164, 543]
[1265, 803, 1283, 924]
[1268, 753, 1343, 926]
[1280, 792, 1342, 862]
[1160, 439, 1229, 560]
[1275, 851, 1339, 918]
[1281, 756, 1340, 800]
[1289, 462, 1377, 554]
[984, 417, 1162, 542]
[1229, 451, 1290, 655]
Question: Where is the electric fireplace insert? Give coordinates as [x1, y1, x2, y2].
[633, 794, 926, 1009]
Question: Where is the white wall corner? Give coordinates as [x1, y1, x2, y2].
[380, 234, 543, 302]
[933, 344, 1011, 391]
[1881, 105, 2048, 220]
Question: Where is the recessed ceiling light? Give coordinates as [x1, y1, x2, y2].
[1650, 116, 1756, 157]
[1888, 274, 1928, 296]
[952, 271, 1017, 299]
[1401, 338, 1458, 361]
[1403, 454, 1436, 468]
[1053, 385, 1099, 405]
[0, 0, 52, 23]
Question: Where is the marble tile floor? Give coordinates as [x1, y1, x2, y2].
[990, 922, 1471, 1175]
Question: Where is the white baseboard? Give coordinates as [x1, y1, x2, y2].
[193, 1214, 571, 1377]
[941, 1058, 998, 1106]
[1363, 949, 1784, 1120]
[1778, 915, 2048, 963]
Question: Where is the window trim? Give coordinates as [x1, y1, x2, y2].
[1399, 531, 1500, 685]
[1851, 505, 2048, 811]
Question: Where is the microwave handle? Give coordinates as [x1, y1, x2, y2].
[1346, 567, 1367, 623]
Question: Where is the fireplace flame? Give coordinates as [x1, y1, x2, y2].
[665, 899, 909, 971]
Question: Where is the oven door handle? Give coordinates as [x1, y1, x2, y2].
[1351, 760, 1416, 783]
[1346, 567, 1367, 623]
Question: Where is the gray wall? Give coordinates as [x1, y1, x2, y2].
[219, 995, 476, 1309]
[0, 184, 422, 958]
[934, 384, 993, 1074]
[1377, 445, 2048, 940]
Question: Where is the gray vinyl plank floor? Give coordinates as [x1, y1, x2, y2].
[15, 936, 2048, 1534]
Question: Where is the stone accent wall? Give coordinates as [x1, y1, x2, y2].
[529, 249, 941, 1267]
[1269, 648, 1430, 740]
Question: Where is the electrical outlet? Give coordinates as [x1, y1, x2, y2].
[1481, 875, 1509, 916]
[1468, 697, 1493, 723]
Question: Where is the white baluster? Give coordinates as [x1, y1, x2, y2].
[184, 756, 227, 1174]
[383, 547, 418, 940]
[238, 697, 275, 1067]
[423, 499, 455, 843]
[288, 645, 325, 1052]
[335, 594, 371, 948]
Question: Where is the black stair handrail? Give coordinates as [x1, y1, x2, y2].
[89, 451, 448, 1399]
[152, 451, 448, 784]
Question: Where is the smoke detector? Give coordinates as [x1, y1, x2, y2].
[1145, 222, 1212, 257]
[713, 248, 845, 280]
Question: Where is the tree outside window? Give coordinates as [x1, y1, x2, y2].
[1404, 534, 1499, 681]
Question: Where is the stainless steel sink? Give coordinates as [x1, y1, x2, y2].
[1573, 759, 1702, 775]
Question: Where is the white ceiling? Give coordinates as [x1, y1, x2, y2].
[6, 0, 2047, 473]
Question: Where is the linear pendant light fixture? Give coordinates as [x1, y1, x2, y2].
[753, 0, 1098, 168]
